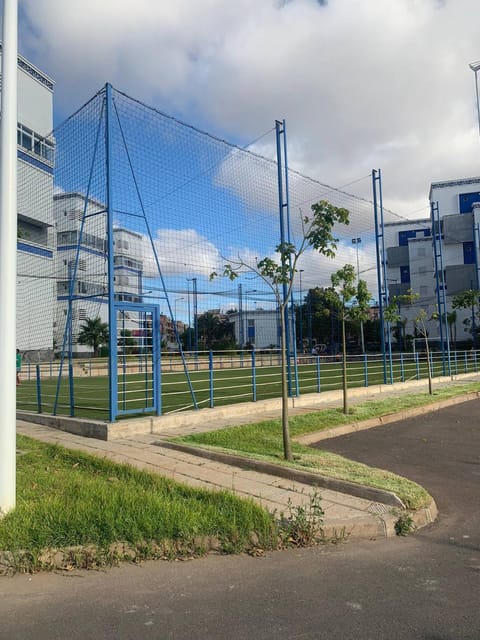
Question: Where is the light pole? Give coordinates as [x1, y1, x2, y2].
[351, 238, 365, 354]
[174, 297, 184, 322]
[469, 61, 480, 136]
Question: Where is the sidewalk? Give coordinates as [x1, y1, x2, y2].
[18, 375, 455, 541]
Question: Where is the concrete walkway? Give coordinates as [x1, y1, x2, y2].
[18, 383, 454, 541]
[18, 372, 479, 542]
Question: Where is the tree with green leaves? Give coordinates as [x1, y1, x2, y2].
[77, 317, 109, 357]
[325, 265, 371, 414]
[452, 289, 480, 346]
[197, 311, 235, 350]
[385, 290, 435, 394]
[211, 200, 349, 461]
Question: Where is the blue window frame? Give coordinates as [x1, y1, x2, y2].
[459, 192, 480, 214]
[400, 265, 410, 283]
[463, 241, 475, 264]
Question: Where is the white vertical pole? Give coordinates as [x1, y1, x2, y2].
[0, 0, 18, 514]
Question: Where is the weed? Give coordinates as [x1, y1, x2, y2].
[278, 491, 324, 547]
[394, 513, 415, 536]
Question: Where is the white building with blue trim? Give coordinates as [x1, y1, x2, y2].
[385, 176, 480, 345]
[1, 46, 57, 358]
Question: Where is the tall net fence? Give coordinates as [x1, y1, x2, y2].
[17, 84, 421, 419]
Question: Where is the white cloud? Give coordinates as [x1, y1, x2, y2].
[142, 227, 222, 278]
[18, 0, 480, 219]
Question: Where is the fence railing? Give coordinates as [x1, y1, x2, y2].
[16, 349, 480, 420]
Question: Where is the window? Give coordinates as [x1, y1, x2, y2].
[78, 308, 87, 320]
[463, 241, 475, 265]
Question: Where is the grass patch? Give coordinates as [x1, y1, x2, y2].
[175, 382, 480, 510]
[0, 435, 278, 573]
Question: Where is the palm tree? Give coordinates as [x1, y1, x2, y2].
[77, 317, 109, 356]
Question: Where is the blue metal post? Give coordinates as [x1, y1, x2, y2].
[193, 277, 198, 360]
[252, 350, 257, 402]
[275, 119, 293, 396]
[400, 353, 405, 382]
[431, 201, 450, 375]
[415, 351, 420, 380]
[36, 364, 42, 413]
[364, 353, 368, 387]
[153, 308, 162, 416]
[377, 169, 393, 384]
[105, 83, 118, 422]
[209, 350, 214, 408]
[238, 283, 244, 347]
[316, 356, 321, 393]
[372, 169, 387, 384]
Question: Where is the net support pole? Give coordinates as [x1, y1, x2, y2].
[105, 83, 118, 422]
[0, 0, 18, 515]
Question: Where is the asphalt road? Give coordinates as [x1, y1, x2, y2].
[1, 398, 479, 639]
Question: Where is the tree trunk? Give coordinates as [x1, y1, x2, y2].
[280, 304, 292, 461]
[342, 316, 348, 414]
[425, 338, 433, 395]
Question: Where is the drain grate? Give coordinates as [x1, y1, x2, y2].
[367, 502, 391, 515]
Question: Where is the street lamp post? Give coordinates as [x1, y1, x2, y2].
[174, 297, 184, 322]
[469, 61, 480, 136]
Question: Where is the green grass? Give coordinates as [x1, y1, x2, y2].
[174, 381, 480, 510]
[0, 435, 278, 571]
[17, 354, 472, 420]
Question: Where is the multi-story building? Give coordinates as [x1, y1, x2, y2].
[53, 193, 144, 355]
[385, 176, 480, 345]
[2, 46, 57, 358]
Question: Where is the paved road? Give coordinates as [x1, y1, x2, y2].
[1, 399, 479, 639]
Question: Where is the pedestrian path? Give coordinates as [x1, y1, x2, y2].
[16, 420, 402, 540]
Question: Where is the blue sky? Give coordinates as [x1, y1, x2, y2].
[6, 0, 480, 314]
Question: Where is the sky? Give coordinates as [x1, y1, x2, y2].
[7, 0, 480, 309]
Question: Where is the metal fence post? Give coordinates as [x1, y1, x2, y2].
[36, 364, 42, 414]
[209, 350, 214, 408]
[252, 350, 257, 402]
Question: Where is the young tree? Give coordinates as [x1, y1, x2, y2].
[211, 200, 349, 461]
[452, 289, 480, 346]
[326, 265, 371, 414]
[77, 317, 109, 357]
[385, 290, 435, 394]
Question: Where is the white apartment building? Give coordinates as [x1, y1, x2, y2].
[54, 193, 144, 355]
[1, 46, 56, 358]
[385, 176, 480, 345]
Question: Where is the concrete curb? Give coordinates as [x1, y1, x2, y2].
[295, 390, 480, 445]
[157, 440, 406, 508]
[155, 441, 438, 537]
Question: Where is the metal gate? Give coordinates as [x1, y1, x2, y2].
[113, 303, 161, 419]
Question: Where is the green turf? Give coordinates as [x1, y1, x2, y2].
[0, 435, 278, 570]
[16, 353, 477, 420]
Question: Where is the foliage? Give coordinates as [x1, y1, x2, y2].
[325, 264, 371, 413]
[197, 311, 235, 350]
[0, 435, 278, 572]
[394, 513, 415, 536]
[77, 317, 109, 356]
[211, 199, 350, 461]
[278, 491, 325, 547]
[120, 329, 137, 355]
[452, 289, 480, 343]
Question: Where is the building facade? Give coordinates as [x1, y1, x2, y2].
[1, 47, 57, 358]
[385, 176, 480, 345]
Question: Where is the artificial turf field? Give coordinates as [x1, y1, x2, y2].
[15, 354, 462, 420]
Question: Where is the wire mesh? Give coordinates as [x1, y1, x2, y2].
[17, 83, 441, 418]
